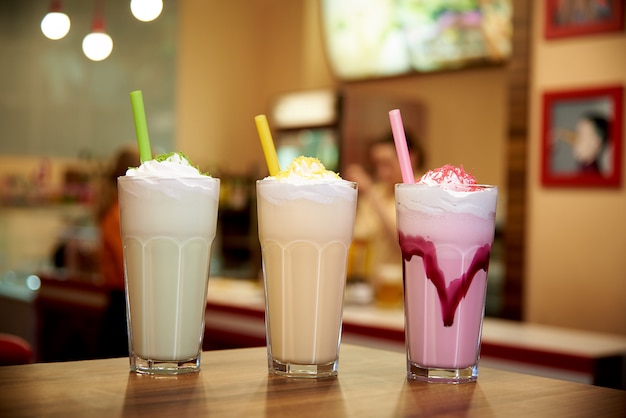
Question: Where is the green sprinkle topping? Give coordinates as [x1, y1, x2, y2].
[154, 152, 187, 163]
[153, 152, 209, 176]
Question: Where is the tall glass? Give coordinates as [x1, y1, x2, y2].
[118, 176, 220, 375]
[256, 180, 357, 378]
[395, 183, 497, 383]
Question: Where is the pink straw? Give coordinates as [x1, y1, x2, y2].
[388, 109, 415, 184]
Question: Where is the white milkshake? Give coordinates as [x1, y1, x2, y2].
[119, 153, 220, 375]
[257, 157, 357, 378]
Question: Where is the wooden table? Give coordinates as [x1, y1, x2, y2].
[1, 345, 624, 417]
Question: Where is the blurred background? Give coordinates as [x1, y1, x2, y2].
[0, 0, 624, 372]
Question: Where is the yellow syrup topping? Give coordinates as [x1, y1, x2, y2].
[275, 156, 340, 180]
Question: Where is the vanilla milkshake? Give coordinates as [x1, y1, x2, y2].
[395, 165, 497, 383]
[257, 157, 357, 378]
[119, 153, 220, 375]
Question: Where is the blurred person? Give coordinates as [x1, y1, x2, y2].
[344, 134, 425, 300]
[94, 145, 140, 358]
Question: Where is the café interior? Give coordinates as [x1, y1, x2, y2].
[1, 0, 626, 391]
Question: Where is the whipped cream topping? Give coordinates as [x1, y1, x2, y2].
[273, 156, 341, 183]
[126, 153, 207, 178]
[398, 164, 496, 219]
[418, 164, 477, 189]
[260, 157, 355, 204]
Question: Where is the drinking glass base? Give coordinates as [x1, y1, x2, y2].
[407, 361, 478, 384]
[129, 352, 201, 375]
[269, 356, 338, 378]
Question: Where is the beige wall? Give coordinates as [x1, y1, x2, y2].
[175, 0, 265, 174]
[526, 6, 626, 334]
[175, 0, 335, 174]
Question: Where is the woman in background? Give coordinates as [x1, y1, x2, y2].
[95, 146, 140, 358]
[344, 134, 425, 297]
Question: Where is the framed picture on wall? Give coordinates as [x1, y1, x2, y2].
[541, 85, 623, 187]
[545, 0, 625, 39]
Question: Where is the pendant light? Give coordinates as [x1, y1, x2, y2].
[82, 0, 113, 61]
[130, 0, 163, 22]
[40, 0, 71, 40]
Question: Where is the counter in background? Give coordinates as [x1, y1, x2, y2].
[27, 274, 626, 389]
[205, 277, 626, 389]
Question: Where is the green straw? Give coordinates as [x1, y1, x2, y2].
[130, 90, 152, 163]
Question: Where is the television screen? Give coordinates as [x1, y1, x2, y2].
[275, 128, 340, 173]
[321, 0, 513, 81]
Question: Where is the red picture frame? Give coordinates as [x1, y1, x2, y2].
[541, 85, 623, 188]
[545, 0, 625, 39]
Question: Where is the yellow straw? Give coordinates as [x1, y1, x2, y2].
[254, 114, 280, 176]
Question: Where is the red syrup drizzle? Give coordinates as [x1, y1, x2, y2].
[398, 232, 491, 327]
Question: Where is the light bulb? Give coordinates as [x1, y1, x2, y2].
[41, 12, 71, 40]
[82, 32, 113, 61]
[130, 0, 163, 22]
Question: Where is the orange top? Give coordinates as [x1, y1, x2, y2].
[99, 200, 125, 290]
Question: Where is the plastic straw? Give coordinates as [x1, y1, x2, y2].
[130, 90, 152, 163]
[254, 114, 280, 176]
[389, 109, 415, 184]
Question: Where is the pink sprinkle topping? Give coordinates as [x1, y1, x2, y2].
[418, 164, 477, 188]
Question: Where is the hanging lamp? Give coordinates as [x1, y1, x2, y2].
[130, 0, 163, 22]
[40, 0, 71, 40]
[82, 0, 113, 61]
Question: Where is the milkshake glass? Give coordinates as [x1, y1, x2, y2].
[395, 166, 497, 383]
[256, 157, 357, 378]
[118, 154, 220, 375]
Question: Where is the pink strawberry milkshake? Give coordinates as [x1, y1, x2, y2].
[395, 165, 497, 383]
